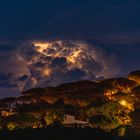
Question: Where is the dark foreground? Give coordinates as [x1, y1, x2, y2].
[0, 128, 140, 140]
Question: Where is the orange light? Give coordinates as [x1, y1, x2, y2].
[34, 42, 50, 53]
[119, 100, 127, 106]
[43, 68, 52, 77]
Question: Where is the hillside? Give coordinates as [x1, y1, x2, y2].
[0, 70, 140, 137]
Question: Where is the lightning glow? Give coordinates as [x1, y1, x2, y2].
[34, 42, 50, 53]
[119, 100, 127, 106]
[13, 40, 120, 91]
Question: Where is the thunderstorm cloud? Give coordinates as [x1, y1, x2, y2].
[0, 40, 120, 92]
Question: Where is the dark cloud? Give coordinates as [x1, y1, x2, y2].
[34, 62, 45, 68]
[19, 44, 39, 61]
[0, 73, 17, 88]
[66, 69, 86, 81]
[18, 75, 28, 81]
[0, 81, 17, 88]
[51, 57, 67, 67]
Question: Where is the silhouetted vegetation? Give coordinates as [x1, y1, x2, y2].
[0, 70, 140, 138]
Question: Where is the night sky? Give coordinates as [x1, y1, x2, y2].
[0, 0, 140, 98]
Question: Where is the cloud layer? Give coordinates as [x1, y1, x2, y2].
[1, 40, 119, 92]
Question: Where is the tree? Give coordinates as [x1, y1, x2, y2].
[7, 122, 18, 131]
[89, 115, 120, 131]
[44, 110, 65, 126]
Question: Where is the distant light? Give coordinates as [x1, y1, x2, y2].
[42, 68, 52, 77]
[119, 100, 127, 106]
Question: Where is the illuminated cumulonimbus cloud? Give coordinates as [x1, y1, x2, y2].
[14, 40, 120, 91]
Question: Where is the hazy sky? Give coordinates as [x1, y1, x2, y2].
[0, 0, 140, 97]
